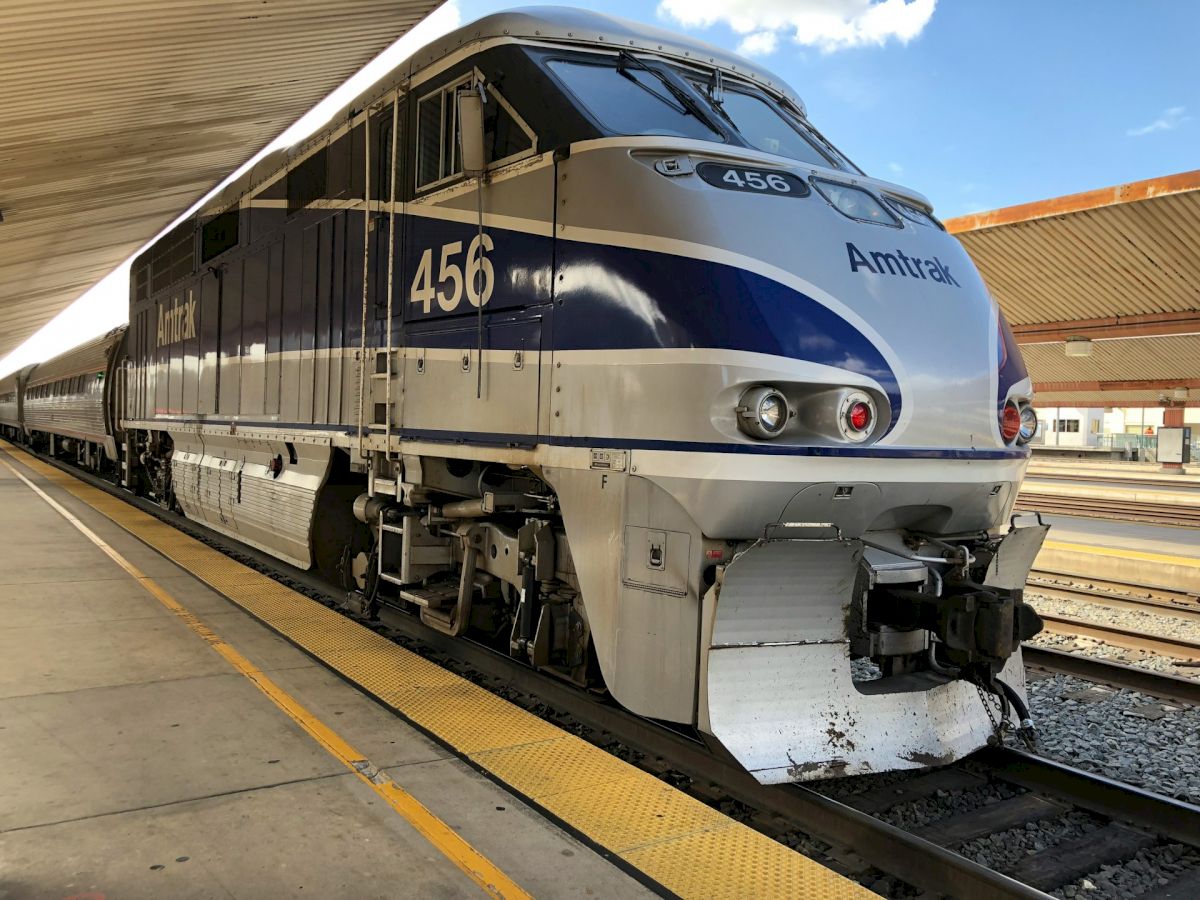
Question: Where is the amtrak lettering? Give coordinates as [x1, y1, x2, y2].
[846, 242, 960, 287]
[156, 291, 196, 348]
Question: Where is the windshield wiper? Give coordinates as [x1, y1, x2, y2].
[701, 69, 743, 132]
[616, 50, 719, 132]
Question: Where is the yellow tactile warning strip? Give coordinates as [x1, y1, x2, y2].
[0, 451, 530, 900]
[0, 443, 871, 900]
[1043, 539, 1200, 569]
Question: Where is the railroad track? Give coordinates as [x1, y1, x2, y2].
[1015, 491, 1200, 527]
[1021, 571, 1200, 702]
[1022, 645, 1200, 706]
[1037, 613, 1200, 662]
[1024, 570, 1200, 663]
[1028, 570, 1200, 619]
[17, 443, 1200, 899]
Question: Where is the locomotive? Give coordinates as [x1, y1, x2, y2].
[2, 7, 1047, 783]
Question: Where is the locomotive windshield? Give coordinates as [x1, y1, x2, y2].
[546, 58, 723, 141]
[543, 51, 853, 171]
[699, 86, 837, 169]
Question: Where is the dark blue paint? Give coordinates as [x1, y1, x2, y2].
[553, 238, 901, 429]
[398, 212, 903, 429]
[996, 311, 1029, 409]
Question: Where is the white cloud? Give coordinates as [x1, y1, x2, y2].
[886, 161, 903, 174]
[737, 30, 779, 57]
[658, 0, 937, 54]
[1126, 106, 1190, 137]
[0, 3, 463, 377]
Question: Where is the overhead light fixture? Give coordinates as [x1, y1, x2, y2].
[1174, 387, 1189, 401]
[1064, 337, 1093, 358]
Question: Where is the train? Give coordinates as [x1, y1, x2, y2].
[0, 7, 1048, 783]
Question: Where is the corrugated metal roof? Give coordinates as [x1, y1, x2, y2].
[945, 171, 1200, 327]
[946, 172, 1200, 407]
[1020, 335, 1200, 384]
[0, 0, 443, 360]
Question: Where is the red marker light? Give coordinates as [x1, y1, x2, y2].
[1000, 403, 1021, 442]
[848, 401, 872, 432]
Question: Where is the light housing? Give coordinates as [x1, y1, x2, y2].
[1000, 402, 1021, 443]
[737, 386, 790, 439]
[1017, 404, 1038, 444]
[837, 391, 876, 443]
[811, 179, 900, 227]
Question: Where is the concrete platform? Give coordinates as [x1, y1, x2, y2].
[1034, 514, 1200, 593]
[1029, 459, 1200, 485]
[0, 456, 653, 899]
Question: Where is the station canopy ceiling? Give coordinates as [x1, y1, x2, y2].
[0, 0, 443, 361]
[946, 170, 1200, 409]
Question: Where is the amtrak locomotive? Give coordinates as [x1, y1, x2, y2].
[3, 8, 1048, 782]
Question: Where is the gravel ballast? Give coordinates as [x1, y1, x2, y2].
[1056, 844, 1200, 899]
[1010, 672, 1200, 803]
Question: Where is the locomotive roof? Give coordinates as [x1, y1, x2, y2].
[200, 7, 801, 218]
[25, 326, 125, 385]
[405, 8, 800, 107]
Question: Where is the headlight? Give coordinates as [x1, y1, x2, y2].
[737, 386, 789, 439]
[1018, 404, 1038, 444]
[812, 179, 900, 227]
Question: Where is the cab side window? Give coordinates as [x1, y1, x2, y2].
[483, 87, 535, 164]
[416, 76, 470, 191]
[415, 74, 537, 193]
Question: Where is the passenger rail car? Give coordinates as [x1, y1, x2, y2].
[18, 8, 1049, 782]
[23, 330, 125, 469]
[0, 367, 28, 441]
[6, 330, 126, 475]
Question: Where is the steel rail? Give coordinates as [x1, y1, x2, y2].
[1022, 645, 1200, 706]
[1038, 613, 1200, 662]
[1029, 570, 1200, 608]
[976, 747, 1200, 847]
[1026, 580, 1200, 624]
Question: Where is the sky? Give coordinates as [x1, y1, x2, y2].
[3, 0, 1197, 375]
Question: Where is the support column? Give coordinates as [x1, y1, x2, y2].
[1162, 406, 1186, 474]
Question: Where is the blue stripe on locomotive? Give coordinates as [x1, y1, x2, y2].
[400, 213, 902, 425]
[996, 311, 1028, 411]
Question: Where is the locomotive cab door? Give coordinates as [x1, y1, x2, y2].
[398, 69, 546, 445]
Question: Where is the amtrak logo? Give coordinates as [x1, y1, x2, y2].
[157, 291, 196, 348]
[846, 242, 960, 287]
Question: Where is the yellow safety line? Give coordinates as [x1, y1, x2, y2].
[1042, 539, 1200, 569]
[0, 453, 531, 900]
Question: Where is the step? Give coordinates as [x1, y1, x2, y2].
[398, 580, 459, 610]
